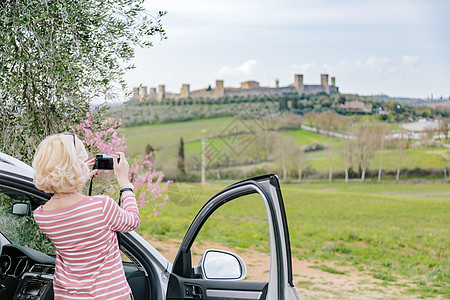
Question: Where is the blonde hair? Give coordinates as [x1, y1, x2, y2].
[33, 133, 90, 194]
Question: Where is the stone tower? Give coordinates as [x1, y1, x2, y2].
[181, 84, 190, 98]
[132, 87, 139, 100]
[149, 88, 157, 99]
[157, 85, 165, 102]
[294, 74, 304, 94]
[276, 79, 279, 88]
[321, 74, 330, 94]
[140, 86, 148, 100]
[331, 77, 336, 87]
[214, 80, 224, 98]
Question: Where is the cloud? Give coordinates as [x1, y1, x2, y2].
[322, 63, 334, 73]
[335, 57, 399, 74]
[336, 59, 362, 72]
[219, 60, 257, 76]
[299, 62, 316, 73]
[365, 57, 390, 71]
[335, 55, 421, 77]
[402, 55, 419, 66]
[290, 62, 316, 73]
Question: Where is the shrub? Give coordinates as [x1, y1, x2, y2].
[72, 107, 171, 216]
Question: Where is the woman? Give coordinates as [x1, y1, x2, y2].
[33, 133, 139, 300]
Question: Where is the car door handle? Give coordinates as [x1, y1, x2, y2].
[192, 286, 203, 299]
[185, 284, 204, 299]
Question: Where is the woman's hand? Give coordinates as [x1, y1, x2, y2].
[86, 157, 100, 178]
[113, 152, 130, 186]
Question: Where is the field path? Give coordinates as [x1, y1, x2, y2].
[144, 237, 432, 299]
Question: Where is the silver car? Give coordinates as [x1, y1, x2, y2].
[0, 152, 300, 300]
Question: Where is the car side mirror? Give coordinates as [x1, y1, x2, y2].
[194, 249, 247, 280]
[12, 203, 31, 216]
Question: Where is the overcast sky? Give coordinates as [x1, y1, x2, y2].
[124, 0, 450, 99]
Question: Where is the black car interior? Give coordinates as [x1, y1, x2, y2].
[0, 243, 152, 300]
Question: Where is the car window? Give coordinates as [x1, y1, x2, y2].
[191, 194, 270, 281]
[0, 192, 55, 255]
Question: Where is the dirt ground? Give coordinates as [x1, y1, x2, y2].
[143, 237, 434, 300]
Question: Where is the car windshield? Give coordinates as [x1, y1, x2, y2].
[0, 190, 55, 255]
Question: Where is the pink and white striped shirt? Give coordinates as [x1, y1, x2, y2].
[33, 195, 140, 300]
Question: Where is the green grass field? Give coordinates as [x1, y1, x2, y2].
[122, 117, 337, 156]
[123, 117, 449, 297]
[121, 117, 449, 177]
[304, 147, 449, 173]
[137, 182, 449, 298]
[280, 128, 338, 146]
[123, 117, 249, 155]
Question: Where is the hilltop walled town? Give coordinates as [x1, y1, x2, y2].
[132, 74, 339, 101]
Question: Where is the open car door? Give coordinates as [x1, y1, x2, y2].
[166, 174, 299, 300]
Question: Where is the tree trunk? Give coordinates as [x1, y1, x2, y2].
[378, 137, 384, 182]
[345, 168, 349, 183]
[396, 147, 404, 182]
[329, 167, 333, 183]
[361, 168, 366, 182]
[298, 169, 302, 182]
[378, 164, 382, 182]
[329, 146, 333, 183]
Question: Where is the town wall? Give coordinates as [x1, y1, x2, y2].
[191, 90, 215, 98]
[224, 87, 295, 98]
[134, 74, 339, 101]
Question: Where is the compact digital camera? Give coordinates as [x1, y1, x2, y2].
[93, 154, 119, 170]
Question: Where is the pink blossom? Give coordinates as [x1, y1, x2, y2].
[72, 107, 170, 216]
